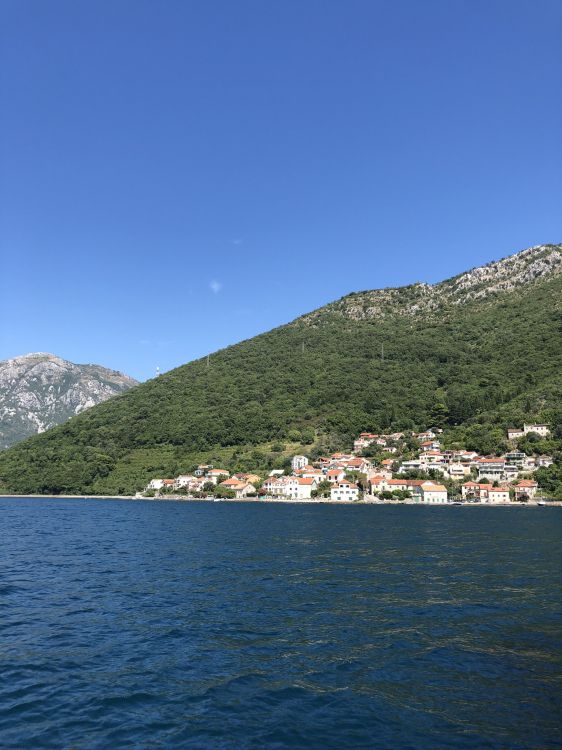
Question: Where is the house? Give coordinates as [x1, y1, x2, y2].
[368, 475, 388, 494]
[233, 473, 261, 485]
[353, 433, 378, 452]
[523, 424, 550, 437]
[326, 468, 346, 484]
[476, 458, 506, 481]
[174, 474, 197, 488]
[219, 478, 256, 498]
[461, 482, 493, 500]
[536, 455, 553, 468]
[505, 451, 527, 468]
[161, 479, 175, 490]
[487, 487, 510, 503]
[330, 481, 359, 501]
[420, 440, 441, 451]
[416, 430, 436, 441]
[285, 477, 318, 499]
[507, 427, 525, 441]
[345, 457, 371, 473]
[206, 469, 230, 484]
[291, 455, 308, 472]
[386, 478, 426, 493]
[147, 478, 166, 490]
[416, 482, 448, 503]
[194, 464, 213, 477]
[262, 476, 289, 496]
[381, 458, 395, 469]
[419, 450, 446, 466]
[269, 469, 285, 477]
[514, 480, 538, 501]
[398, 459, 423, 474]
[447, 463, 471, 479]
[295, 467, 324, 480]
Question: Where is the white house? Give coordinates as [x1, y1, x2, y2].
[291, 455, 308, 472]
[398, 459, 423, 474]
[331, 481, 359, 501]
[174, 474, 197, 488]
[476, 458, 506, 481]
[326, 468, 346, 484]
[447, 463, 471, 479]
[147, 478, 166, 490]
[285, 477, 317, 499]
[524, 423, 550, 437]
[262, 476, 290, 496]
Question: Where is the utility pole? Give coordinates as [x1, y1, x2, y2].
[207, 353, 210, 368]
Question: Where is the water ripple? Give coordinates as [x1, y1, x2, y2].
[0, 499, 561, 749]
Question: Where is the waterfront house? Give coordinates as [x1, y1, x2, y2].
[174, 474, 197, 489]
[285, 477, 318, 499]
[219, 478, 256, 498]
[330, 481, 359, 501]
[368, 475, 388, 494]
[461, 482, 493, 500]
[514, 479, 538, 501]
[416, 482, 448, 503]
[487, 487, 511, 503]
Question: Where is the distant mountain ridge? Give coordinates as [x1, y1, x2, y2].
[0, 353, 138, 449]
[0, 243, 560, 496]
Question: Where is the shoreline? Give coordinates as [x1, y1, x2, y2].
[0, 494, 560, 507]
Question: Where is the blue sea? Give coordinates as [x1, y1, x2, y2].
[0, 499, 561, 749]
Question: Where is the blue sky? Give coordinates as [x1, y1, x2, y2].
[1, 0, 561, 381]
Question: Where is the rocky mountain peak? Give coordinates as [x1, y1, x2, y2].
[0, 353, 138, 449]
[300, 243, 562, 323]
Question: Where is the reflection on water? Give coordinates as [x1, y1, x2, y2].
[0, 499, 560, 749]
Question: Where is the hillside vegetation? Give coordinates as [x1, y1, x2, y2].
[0, 244, 561, 496]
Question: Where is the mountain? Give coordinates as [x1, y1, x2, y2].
[0, 244, 561, 496]
[0, 353, 138, 450]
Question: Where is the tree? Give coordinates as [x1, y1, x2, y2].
[315, 480, 332, 498]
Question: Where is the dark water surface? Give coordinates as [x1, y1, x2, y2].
[0, 499, 561, 749]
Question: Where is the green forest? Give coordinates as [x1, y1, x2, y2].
[0, 271, 561, 496]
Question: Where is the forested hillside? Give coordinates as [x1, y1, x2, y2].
[0, 244, 561, 496]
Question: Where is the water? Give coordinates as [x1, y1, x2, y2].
[0, 499, 560, 749]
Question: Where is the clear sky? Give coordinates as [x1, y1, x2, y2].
[1, 0, 561, 381]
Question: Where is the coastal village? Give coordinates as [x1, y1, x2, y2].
[144, 422, 553, 504]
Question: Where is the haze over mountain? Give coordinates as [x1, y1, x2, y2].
[0, 244, 560, 495]
[0, 353, 138, 450]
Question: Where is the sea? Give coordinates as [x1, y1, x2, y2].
[0, 498, 561, 749]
